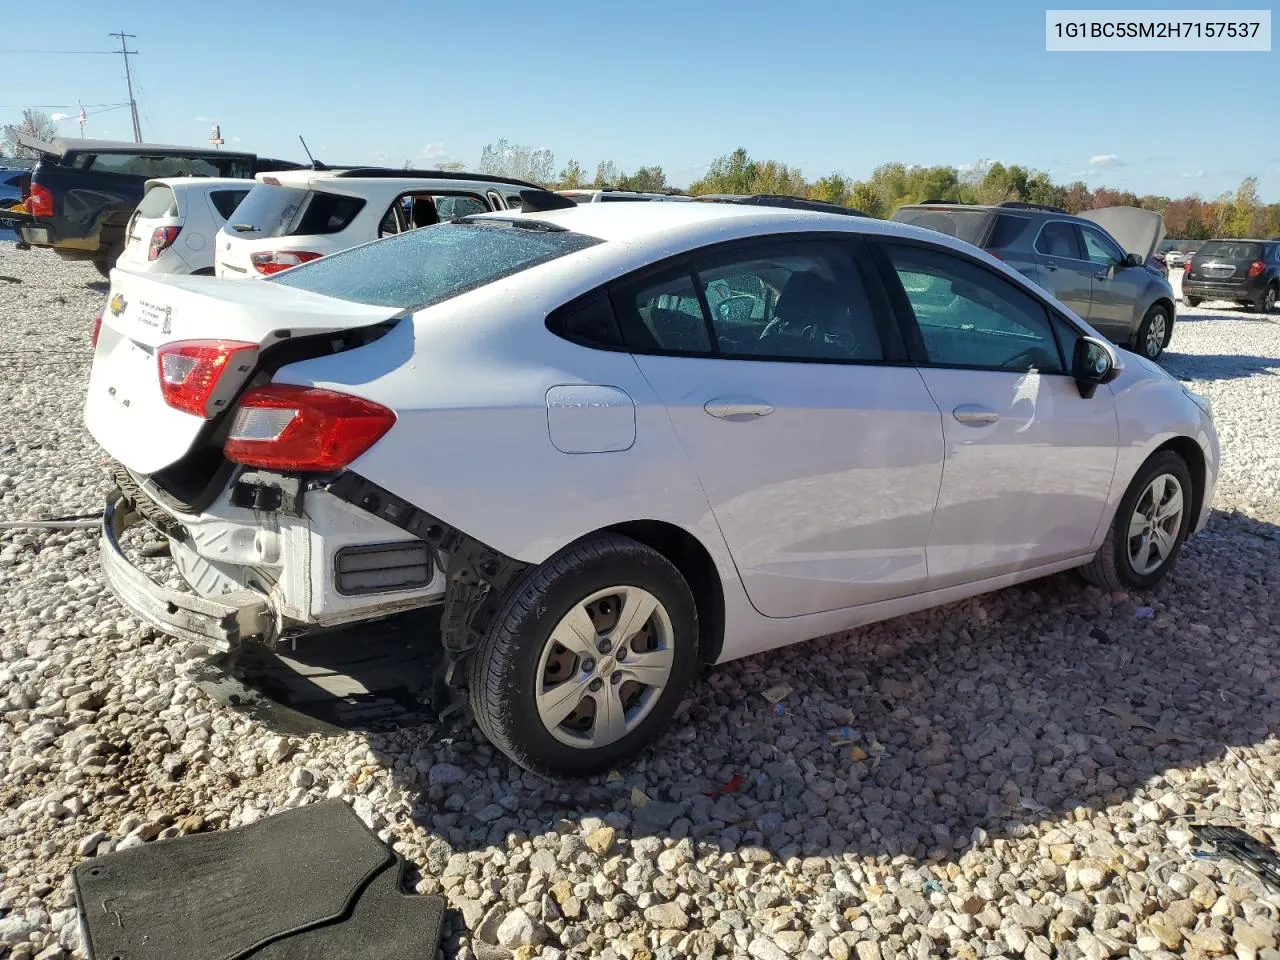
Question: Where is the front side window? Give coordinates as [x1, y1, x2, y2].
[1080, 225, 1126, 265]
[882, 243, 1064, 373]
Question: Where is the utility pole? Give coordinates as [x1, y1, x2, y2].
[108, 31, 142, 143]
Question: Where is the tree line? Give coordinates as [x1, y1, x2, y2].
[478, 140, 1279, 241]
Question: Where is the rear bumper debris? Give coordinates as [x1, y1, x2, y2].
[101, 491, 274, 651]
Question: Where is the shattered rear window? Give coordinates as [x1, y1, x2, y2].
[268, 219, 602, 310]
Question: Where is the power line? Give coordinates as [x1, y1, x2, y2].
[107, 31, 141, 143]
[0, 48, 115, 55]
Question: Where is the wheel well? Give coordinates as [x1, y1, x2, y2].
[1155, 436, 1206, 525]
[605, 520, 726, 665]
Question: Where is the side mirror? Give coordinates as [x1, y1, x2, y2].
[1072, 336, 1120, 398]
[1123, 252, 1143, 268]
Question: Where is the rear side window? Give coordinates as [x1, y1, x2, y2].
[548, 295, 625, 348]
[269, 220, 603, 309]
[136, 185, 178, 219]
[294, 193, 365, 235]
[986, 214, 1029, 250]
[70, 152, 252, 178]
[209, 189, 249, 221]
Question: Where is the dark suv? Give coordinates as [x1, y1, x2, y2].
[892, 201, 1177, 361]
[1182, 239, 1280, 314]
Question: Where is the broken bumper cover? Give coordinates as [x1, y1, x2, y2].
[101, 494, 274, 652]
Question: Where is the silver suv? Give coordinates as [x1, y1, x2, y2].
[893, 201, 1176, 361]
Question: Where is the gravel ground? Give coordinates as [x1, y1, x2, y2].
[1, 245, 1279, 960]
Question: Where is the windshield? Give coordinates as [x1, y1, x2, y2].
[269, 220, 603, 309]
[891, 207, 994, 246]
[1197, 240, 1262, 260]
[136, 185, 178, 219]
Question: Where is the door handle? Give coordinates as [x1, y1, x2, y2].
[704, 399, 774, 421]
[1043, 261, 1058, 272]
[953, 404, 999, 426]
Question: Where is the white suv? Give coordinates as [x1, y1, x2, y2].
[117, 178, 254, 275]
[213, 168, 540, 277]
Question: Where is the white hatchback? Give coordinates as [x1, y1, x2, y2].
[86, 198, 1218, 778]
[213, 168, 539, 278]
[117, 178, 254, 275]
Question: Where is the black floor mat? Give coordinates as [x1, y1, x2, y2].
[249, 859, 444, 960]
[73, 800, 395, 960]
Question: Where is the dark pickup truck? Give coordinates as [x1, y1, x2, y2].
[1, 131, 300, 276]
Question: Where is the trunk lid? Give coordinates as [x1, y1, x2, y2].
[84, 270, 402, 475]
[1076, 206, 1166, 262]
[119, 182, 183, 268]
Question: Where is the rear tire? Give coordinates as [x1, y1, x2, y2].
[1253, 284, 1277, 315]
[93, 241, 124, 279]
[1134, 304, 1170, 360]
[468, 533, 699, 779]
[1079, 450, 1193, 592]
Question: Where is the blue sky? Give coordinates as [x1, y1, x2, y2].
[3, 0, 1276, 199]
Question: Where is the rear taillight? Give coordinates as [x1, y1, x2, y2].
[224, 384, 396, 472]
[1248, 260, 1265, 278]
[1184, 261, 1193, 274]
[250, 250, 323, 275]
[156, 340, 259, 418]
[148, 226, 182, 261]
[91, 308, 104, 348]
[26, 183, 53, 217]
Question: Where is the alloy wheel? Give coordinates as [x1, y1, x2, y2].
[1144, 312, 1167, 358]
[1126, 473, 1185, 575]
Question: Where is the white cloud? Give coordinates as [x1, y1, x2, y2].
[50, 113, 70, 123]
[1088, 154, 1125, 167]
[416, 143, 450, 160]
[1182, 170, 1205, 179]
[1072, 169, 1100, 179]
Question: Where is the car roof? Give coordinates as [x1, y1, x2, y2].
[474, 199, 990, 252]
[256, 168, 538, 191]
[146, 177, 257, 191]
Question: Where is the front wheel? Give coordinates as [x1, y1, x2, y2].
[1135, 304, 1170, 361]
[468, 533, 699, 779]
[1079, 451, 1193, 592]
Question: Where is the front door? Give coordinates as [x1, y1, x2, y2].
[614, 236, 946, 618]
[877, 240, 1119, 587]
[1080, 223, 1145, 340]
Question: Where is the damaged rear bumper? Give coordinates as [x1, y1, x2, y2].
[101, 492, 274, 651]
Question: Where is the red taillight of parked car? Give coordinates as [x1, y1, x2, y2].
[1247, 260, 1265, 278]
[1184, 261, 1193, 274]
[156, 340, 259, 418]
[224, 384, 396, 472]
[148, 226, 182, 261]
[26, 183, 53, 217]
[91, 308, 104, 348]
[249, 250, 323, 276]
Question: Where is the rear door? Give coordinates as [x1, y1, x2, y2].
[615, 235, 946, 617]
[875, 239, 1118, 587]
[1030, 220, 1094, 318]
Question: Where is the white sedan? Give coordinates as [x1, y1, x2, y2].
[84, 196, 1219, 778]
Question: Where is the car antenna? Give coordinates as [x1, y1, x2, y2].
[298, 135, 327, 171]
